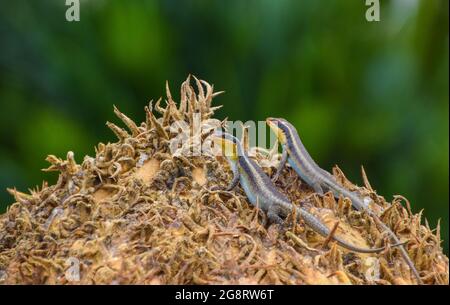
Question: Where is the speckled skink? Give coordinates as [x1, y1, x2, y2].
[266, 117, 422, 284]
[212, 131, 400, 254]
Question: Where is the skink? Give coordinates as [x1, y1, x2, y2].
[212, 131, 401, 254]
[266, 117, 422, 284]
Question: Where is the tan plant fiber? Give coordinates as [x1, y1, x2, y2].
[0, 76, 448, 284]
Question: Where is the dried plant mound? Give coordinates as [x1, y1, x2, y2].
[0, 77, 448, 285]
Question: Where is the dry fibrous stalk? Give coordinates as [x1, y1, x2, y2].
[0, 76, 448, 285]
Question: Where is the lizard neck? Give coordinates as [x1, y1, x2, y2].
[238, 153, 291, 210]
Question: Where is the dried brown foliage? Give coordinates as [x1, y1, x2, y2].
[0, 76, 448, 285]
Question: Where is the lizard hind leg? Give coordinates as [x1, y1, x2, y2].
[312, 182, 324, 195]
[267, 204, 285, 226]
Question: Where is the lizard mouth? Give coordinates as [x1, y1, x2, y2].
[266, 117, 275, 126]
[266, 117, 279, 130]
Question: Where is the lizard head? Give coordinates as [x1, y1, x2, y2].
[212, 130, 239, 160]
[266, 117, 290, 144]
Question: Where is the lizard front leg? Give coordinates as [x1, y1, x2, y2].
[272, 144, 288, 182]
[225, 158, 240, 191]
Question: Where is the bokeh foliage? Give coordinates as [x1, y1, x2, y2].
[0, 0, 448, 253]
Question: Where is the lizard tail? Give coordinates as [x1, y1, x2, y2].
[376, 220, 423, 284]
[346, 194, 423, 284]
[296, 207, 407, 254]
[353, 197, 423, 284]
[332, 235, 406, 254]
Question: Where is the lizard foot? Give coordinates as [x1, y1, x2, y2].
[267, 205, 285, 226]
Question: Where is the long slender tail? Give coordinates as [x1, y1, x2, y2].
[295, 207, 403, 254]
[333, 236, 394, 254]
[375, 218, 423, 284]
[349, 194, 423, 284]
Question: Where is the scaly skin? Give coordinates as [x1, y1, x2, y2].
[266, 117, 422, 284]
[212, 131, 400, 254]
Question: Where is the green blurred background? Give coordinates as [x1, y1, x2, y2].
[0, 0, 448, 253]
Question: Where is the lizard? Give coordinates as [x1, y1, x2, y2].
[211, 130, 404, 254]
[266, 117, 422, 284]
